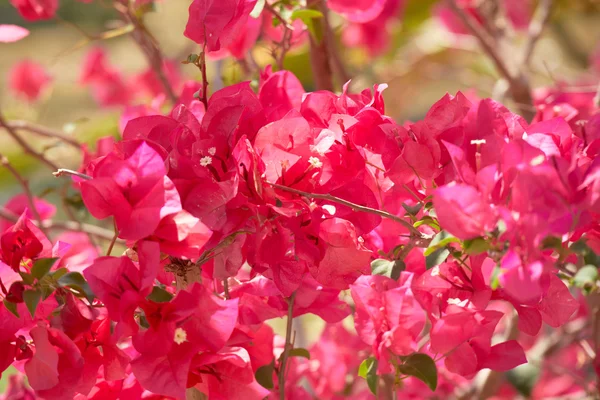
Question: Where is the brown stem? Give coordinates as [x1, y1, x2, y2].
[520, 0, 553, 69]
[5, 120, 80, 149]
[53, 169, 92, 180]
[115, 2, 178, 104]
[322, 13, 350, 83]
[223, 279, 230, 299]
[279, 292, 296, 400]
[0, 154, 45, 232]
[307, 0, 334, 91]
[195, 50, 209, 110]
[0, 112, 59, 171]
[106, 222, 119, 256]
[447, 0, 534, 120]
[265, 3, 293, 70]
[0, 207, 120, 242]
[267, 182, 425, 238]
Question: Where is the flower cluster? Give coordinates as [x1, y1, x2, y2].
[1, 0, 600, 399]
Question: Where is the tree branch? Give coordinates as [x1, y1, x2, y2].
[0, 154, 45, 231]
[267, 182, 426, 239]
[307, 0, 334, 91]
[0, 111, 59, 171]
[447, 0, 534, 120]
[520, 0, 553, 69]
[5, 120, 80, 149]
[115, 2, 178, 104]
[0, 207, 121, 242]
[279, 292, 296, 400]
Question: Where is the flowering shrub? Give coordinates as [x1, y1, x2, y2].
[1, 0, 600, 399]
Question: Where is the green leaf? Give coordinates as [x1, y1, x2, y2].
[425, 248, 450, 269]
[490, 264, 502, 290]
[358, 357, 378, 395]
[3, 299, 19, 318]
[23, 289, 42, 318]
[57, 272, 95, 303]
[573, 265, 598, 292]
[506, 363, 540, 397]
[397, 353, 437, 391]
[255, 361, 275, 389]
[291, 9, 323, 42]
[290, 9, 323, 20]
[371, 259, 404, 280]
[50, 267, 69, 281]
[31, 258, 58, 280]
[250, 0, 266, 18]
[413, 216, 440, 230]
[288, 348, 310, 359]
[423, 231, 460, 256]
[19, 272, 34, 286]
[147, 286, 174, 303]
[402, 203, 422, 216]
[463, 238, 490, 255]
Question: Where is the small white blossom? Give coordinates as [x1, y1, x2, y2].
[470, 139, 486, 145]
[308, 156, 323, 168]
[174, 327, 187, 344]
[431, 265, 440, 276]
[530, 154, 545, 166]
[200, 156, 213, 167]
[208, 147, 216, 156]
[447, 298, 464, 306]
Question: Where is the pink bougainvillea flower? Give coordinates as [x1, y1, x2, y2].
[8, 60, 52, 102]
[310, 218, 372, 289]
[188, 347, 270, 400]
[0, 194, 56, 233]
[79, 48, 132, 107]
[433, 183, 497, 240]
[430, 308, 526, 376]
[80, 141, 182, 241]
[83, 241, 161, 336]
[184, 0, 257, 52]
[351, 274, 426, 373]
[328, 0, 386, 23]
[0, 213, 51, 272]
[0, 25, 29, 42]
[207, 13, 261, 60]
[10, 0, 58, 21]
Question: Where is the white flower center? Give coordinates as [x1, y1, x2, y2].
[308, 156, 323, 168]
[174, 327, 187, 344]
[200, 156, 213, 167]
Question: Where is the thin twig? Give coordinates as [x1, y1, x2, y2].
[106, 222, 119, 256]
[223, 279, 230, 299]
[0, 112, 59, 171]
[279, 292, 296, 400]
[307, 0, 334, 91]
[53, 169, 92, 180]
[0, 154, 45, 231]
[520, 0, 553, 68]
[5, 120, 80, 149]
[447, 0, 514, 86]
[0, 207, 120, 242]
[265, 3, 294, 70]
[447, 0, 534, 120]
[115, 1, 178, 104]
[267, 182, 425, 238]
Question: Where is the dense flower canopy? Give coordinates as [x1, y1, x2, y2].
[1, 0, 600, 399]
